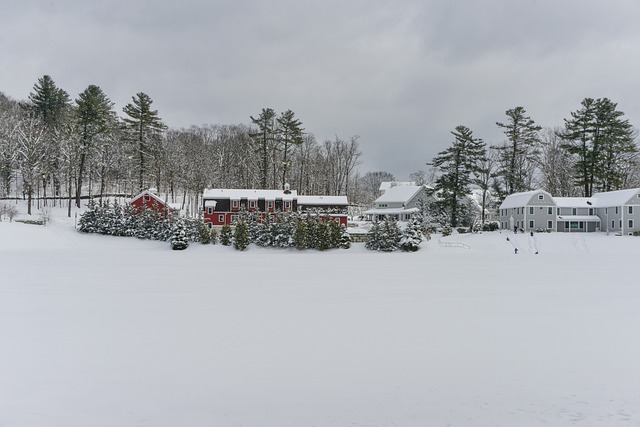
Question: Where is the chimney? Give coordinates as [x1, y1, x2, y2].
[284, 183, 291, 194]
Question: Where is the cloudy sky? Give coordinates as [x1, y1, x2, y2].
[3, 0, 640, 179]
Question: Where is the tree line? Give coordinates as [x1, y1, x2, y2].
[427, 102, 640, 227]
[0, 75, 367, 216]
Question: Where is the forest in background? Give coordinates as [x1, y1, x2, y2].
[2, 75, 640, 226]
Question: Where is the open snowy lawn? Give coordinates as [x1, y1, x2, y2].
[2, 217, 640, 426]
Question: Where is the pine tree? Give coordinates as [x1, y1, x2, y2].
[328, 219, 342, 249]
[400, 218, 422, 252]
[170, 219, 189, 250]
[250, 108, 277, 189]
[293, 218, 308, 250]
[233, 220, 250, 251]
[560, 98, 637, 196]
[379, 218, 401, 252]
[365, 218, 382, 251]
[199, 224, 212, 244]
[339, 225, 352, 249]
[442, 223, 452, 237]
[27, 75, 71, 130]
[74, 84, 116, 208]
[122, 92, 167, 191]
[220, 224, 232, 246]
[277, 109, 304, 188]
[210, 227, 218, 244]
[430, 125, 486, 227]
[494, 107, 542, 194]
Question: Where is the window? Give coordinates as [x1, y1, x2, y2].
[267, 200, 274, 210]
[612, 220, 615, 229]
[143, 194, 150, 202]
[629, 219, 634, 228]
[547, 220, 553, 229]
[231, 199, 240, 210]
[557, 208, 560, 215]
[619, 220, 622, 228]
[616, 207, 619, 214]
[548, 207, 553, 215]
[605, 208, 608, 214]
[207, 207, 213, 215]
[219, 214, 225, 223]
[284, 200, 291, 210]
[529, 207, 534, 215]
[629, 206, 634, 214]
[249, 200, 256, 209]
[572, 208, 577, 215]
[231, 215, 238, 224]
[529, 220, 534, 229]
[538, 194, 544, 200]
[589, 208, 594, 216]
[207, 222, 212, 229]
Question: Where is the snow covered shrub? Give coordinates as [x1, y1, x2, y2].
[365, 219, 382, 251]
[400, 218, 422, 252]
[220, 224, 232, 246]
[210, 227, 218, 244]
[233, 220, 250, 251]
[339, 225, 351, 249]
[170, 219, 189, 250]
[328, 219, 342, 248]
[441, 223, 452, 237]
[293, 219, 308, 250]
[199, 225, 212, 244]
[78, 199, 99, 233]
[378, 218, 401, 252]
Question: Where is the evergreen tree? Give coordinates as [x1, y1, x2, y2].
[328, 219, 342, 249]
[199, 224, 212, 244]
[74, 84, 116, 208]
[276, 109, 304, 188]
[170, 219, 189, 250]
[379, 218, 401, 252]
[494, 107, 542, 194]
[400, 218, 422, 252]
[365, 218, 382, 251]
[430, 125, 486, 227]
[441, 223, 452, 237]
[339, 225, 352, 249]
[233, 220, 250, 251]
[210, 227, 218, 244]
[27, 75, 71, 130]
[220, 224, 232, 246]
[122, 92, 167, 191]
[293, 218, 308, 250]
[250, 108, 277, 189]
[560, 98, 637, 196]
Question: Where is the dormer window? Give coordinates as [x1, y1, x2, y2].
[249, 200, 257, 210]
[143, 194, 151, 202]
[284, 200, 291, 210]
[231, 199, 240, 210]
[267, 200, 274, 210]
[538, 194, 544, 200]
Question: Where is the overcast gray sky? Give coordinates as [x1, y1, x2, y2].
[3, 0, 640, 179]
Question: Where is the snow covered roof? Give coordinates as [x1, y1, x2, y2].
[363, 207, 419, 215]
[297, 195, 348, 206]
[557, 215, 601, 222]
[130, 189, 171, 207]
[592, 188, 640, 207]
[554, 197, 594, 208]
[203, 188, 297, 200]
[379, 181, 415, 192]
[375, 185, 425, 204]
[499, 190, 553, 209]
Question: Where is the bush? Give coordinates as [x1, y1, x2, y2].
[441, 223, 452, 237]
[220, 224, 232, 246]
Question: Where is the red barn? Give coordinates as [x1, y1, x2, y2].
[129, 188, 179, 218]
[202, 187, 348, 226]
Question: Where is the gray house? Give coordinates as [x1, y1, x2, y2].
[499, 188, 640, 234]
[363, 184, 432, 222]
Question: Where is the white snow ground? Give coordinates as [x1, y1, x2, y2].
[2, 207, 640, 426]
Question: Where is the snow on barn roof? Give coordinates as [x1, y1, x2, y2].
[363, 207, 419, 215]
[297, 195, 348, 206]
[592, 188, 640, 207]
[499, 190, 553, 209]
[203, 188, 297, 200]
[375, 185, 424, 204]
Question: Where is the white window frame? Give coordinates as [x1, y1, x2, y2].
[249, 200, 257, 209]
[572, 208, 577, 215]
[538, 194, 544, 200]
[529, 220, 534, 229]
[548, 207, 553, 215]
[231, 199, 240, 210]
[284, 200, 291, 210]
[629, 206, 633, 215]
[218, 214, 225, 223]
[629, 219, 634, 228]
[529, 207, 534, 215]
[267, 200, 274, 210]
[547, 220, 553, 229]
[231, 215, 238, 224]
[207, 207, 213, 215]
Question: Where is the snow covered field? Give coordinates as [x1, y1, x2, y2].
[2, 209, 640, 426]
